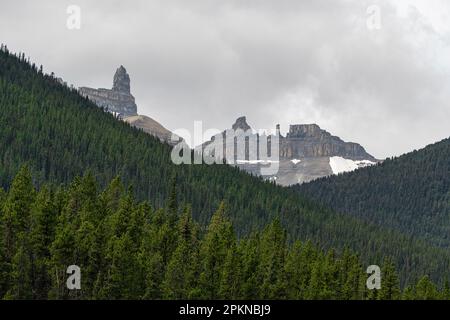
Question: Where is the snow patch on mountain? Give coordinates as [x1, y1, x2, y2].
[329, 156, 375, 175]
[235, 160, 279, 164]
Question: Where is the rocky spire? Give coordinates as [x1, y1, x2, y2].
[113, 65, 131, 93]
[79, 65, 137, 117]
[232, 116, 251, 131]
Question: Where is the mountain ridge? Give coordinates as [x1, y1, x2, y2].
[203, 116, 378, 185]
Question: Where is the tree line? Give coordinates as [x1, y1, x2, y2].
[0, 167, 447, 300]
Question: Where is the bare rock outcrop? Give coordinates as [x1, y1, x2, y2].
[280, 124, 375, 161]
[202, 117, 378, 185]
[80, 67, 181, 145]
[79, 66, 138, 117]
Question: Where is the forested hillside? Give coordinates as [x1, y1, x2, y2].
[0, 168, 447, 299]
[0, 45, 449, 285]
[295, 138, 450, 249]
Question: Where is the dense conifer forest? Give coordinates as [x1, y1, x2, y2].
[295, 138, 450, 248]
[0, 45, 449, 293]
[0, 167, 448, 299]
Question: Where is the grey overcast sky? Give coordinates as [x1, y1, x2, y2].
[1, 0, 449, 158]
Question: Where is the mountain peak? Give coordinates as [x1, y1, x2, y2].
[113, 65, 131, 93]
[288, 124, 327, 138]
[79, 65, 137, 116]
[282, 123, 375, 162]
[232, 116, 251, 131]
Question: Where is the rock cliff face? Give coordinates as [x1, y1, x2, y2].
[113, 66, 131, 93]
[79, 66, 138, 117]
[202, 117, 378, 185]
[280, 124, 375, 160]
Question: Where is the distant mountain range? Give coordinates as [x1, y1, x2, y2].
[202, 116, 378, 185]
[79, 68, 378, 186]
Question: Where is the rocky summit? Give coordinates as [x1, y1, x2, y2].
[276, 123, 377, 185]
[232, 116, 252, 131]
[79, 66, 182, 144]
[202, 117, 378, 186]
[79, 66, 138, 117]
[280, 124, 375, 160]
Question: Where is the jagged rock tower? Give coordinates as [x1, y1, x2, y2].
[113, 66, 131, 93]
[79, 66, 138, 117]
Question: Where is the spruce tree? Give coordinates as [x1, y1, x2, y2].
[198, 201, 234, 299]
[415, 275, 439, 300]
[377, 258, 401, 300]
[257, 219, 287, 299]
[162, 206, 199, 299]
[218, 241, 242, 299]
[29, 186, 56, 299]
[1, 166, 35, 299]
